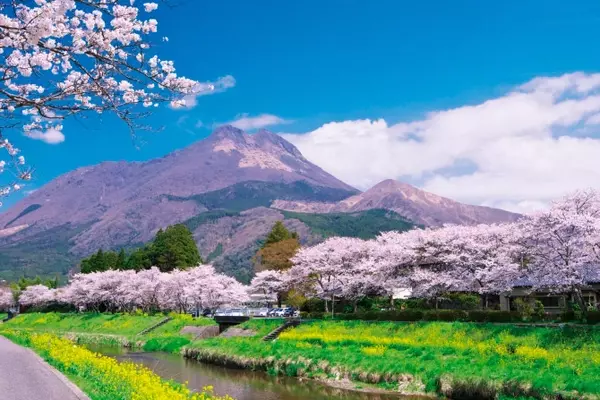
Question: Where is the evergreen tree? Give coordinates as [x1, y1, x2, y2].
[116, 249, 127, 270]
[255, 221, 300, 272]
[263, 221, 295, 248]
[254, 238, 300, 272]
[125, 247, 152, 271]
[150, 224, 202, 272]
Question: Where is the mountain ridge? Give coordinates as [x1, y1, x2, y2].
[271, 178, 520, 226]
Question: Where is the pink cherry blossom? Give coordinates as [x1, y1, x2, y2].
[0, 0, 223, 203]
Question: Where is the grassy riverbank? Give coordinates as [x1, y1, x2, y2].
[0, 313, 6, 321]
[1, 329, 231, 400]
[186, 320, 600, 399]
[0, 312, 216, 350]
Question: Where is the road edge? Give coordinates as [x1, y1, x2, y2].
[25, 346, 90, 400]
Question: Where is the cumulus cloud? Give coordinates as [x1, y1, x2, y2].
[176, 75, 236, 109]
[282, 72, 600, 213]
[26, 127, 65, 144]
[226, 113, 292, 130]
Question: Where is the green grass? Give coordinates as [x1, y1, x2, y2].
[0, 312, 217, 353]
[1, 312, 166, 335]
[187, 320, 600, 399]
[148, 312, 215, 336]
[0, 313, 7, 321]
[141, 313, 217, 352]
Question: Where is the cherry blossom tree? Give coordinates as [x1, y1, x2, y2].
[519, 189, 600, 312]
[289, 237, 387, 313]
[57, 265, 249, 312]
[250, 269, 287, 306]
[0, 287, 14, 311]
[0, 0, 229, 204]
[19, 284, 57, 308]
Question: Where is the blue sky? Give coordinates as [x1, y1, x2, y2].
[4, 0, 600, 210]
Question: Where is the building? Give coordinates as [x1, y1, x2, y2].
[499, 266, 600, 313]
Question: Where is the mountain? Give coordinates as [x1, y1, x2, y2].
[0, 126, 356, 248]
[0, 126, 360, 281]
[0, 127, 518, 282]
[271, 179, 520, 227]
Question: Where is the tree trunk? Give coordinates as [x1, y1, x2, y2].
[353, 300, 358, 313]
[331, 294, 335, 318]
[324, 299, 329, 313]
[573, 288, 587, 317]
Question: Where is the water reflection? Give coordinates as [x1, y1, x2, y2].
[90, 345, 423, 400]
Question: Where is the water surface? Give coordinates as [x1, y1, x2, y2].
[90, 345, 423, 400]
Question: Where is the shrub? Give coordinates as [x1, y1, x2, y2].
[533, 300, 546, 320]
[424, 310, 468, 322]
[560, 310, 577, 322]
[301, 298, 325, 312]
[467, 310, 520, 323]
[397, 298, 432, 310]
[586, 311, 600, 325]
[441, 293, 481, 310]
[514, 298, 534, 319]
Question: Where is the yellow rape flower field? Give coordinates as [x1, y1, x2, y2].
[1, 330, 232, 400]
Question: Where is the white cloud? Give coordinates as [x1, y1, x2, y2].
[26, 127, 65, 144]
[282, 72, 600, 213]
[176, 75, 236, 109]
[226, 113, 292, 130]
[195, 120, 204, 128]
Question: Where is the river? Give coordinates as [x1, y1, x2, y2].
[90, 345, 424, 400]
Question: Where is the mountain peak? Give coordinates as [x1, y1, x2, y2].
[211, 124, 246, 142]
[370, 179, 415, 193]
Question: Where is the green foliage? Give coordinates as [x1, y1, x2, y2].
[116, 249, 126, 270]
[442, 293, 481, 310]
[302, 310, 524, 323]
[533, 300, 546, 319]
[11, 275, 58, 291]
[150, 224, 202, 272]
[263, 221, 294, 248]
[281, 209, 416, 239]
[80, 224, 202, 273]
[514, 298, 534, 320]
[125, 247, 152, 271]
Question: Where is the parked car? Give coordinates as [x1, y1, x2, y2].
[253, 307, 269, 317]
[267, 308, 281, 317]
[281, 307, 295, 317]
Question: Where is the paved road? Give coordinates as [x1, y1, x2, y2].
[0, 336, 89, 400]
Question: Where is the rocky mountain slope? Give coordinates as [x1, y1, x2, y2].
[272, 179, 520, 226]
